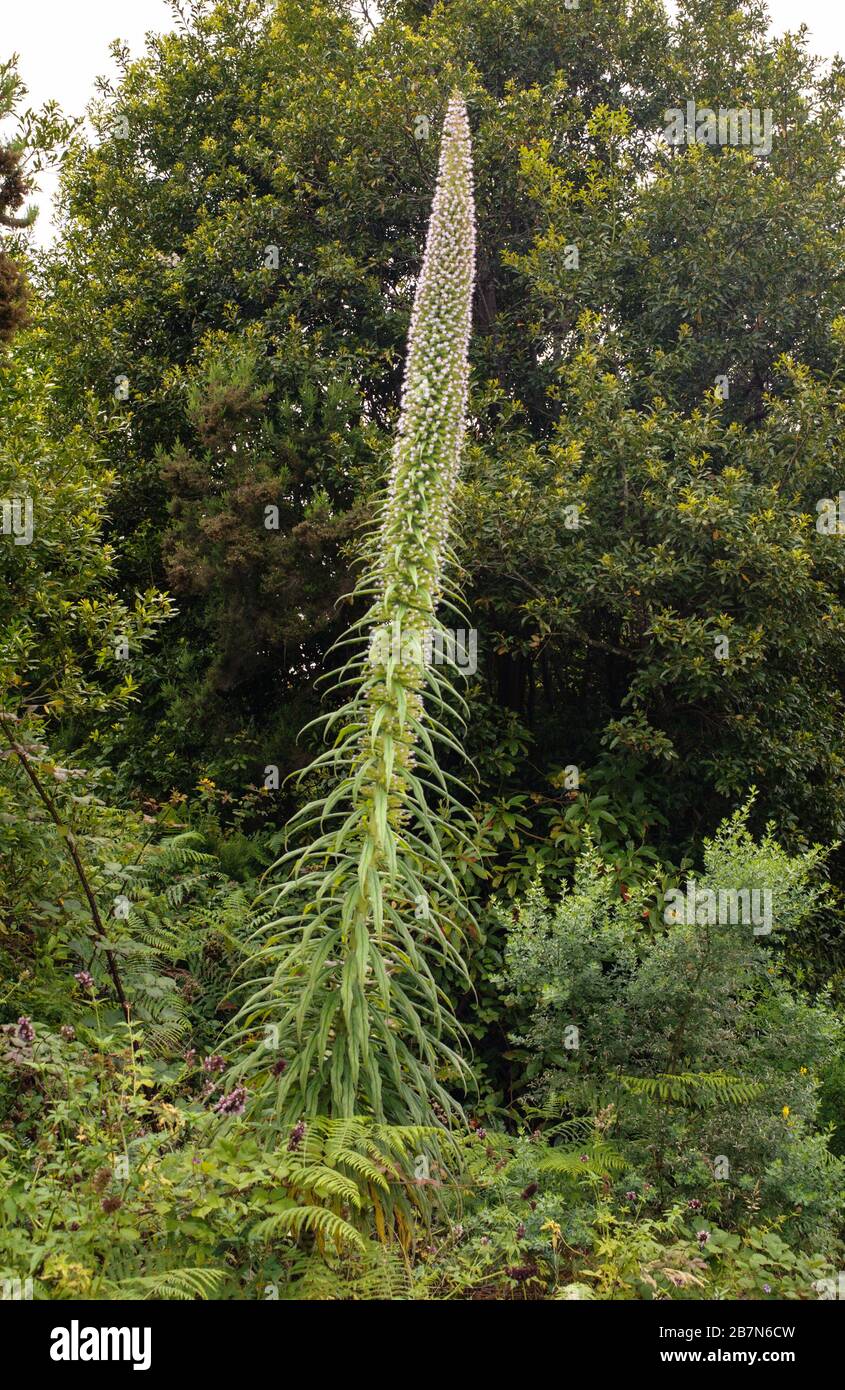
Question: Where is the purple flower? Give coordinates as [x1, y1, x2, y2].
[688, 1198, 702, 1211]
[214, 1085, 247, 1117]
[579, 1153, 589, 1163]
[272, 1057, 288, 1077]
[625, 1190, 638, 1203]
[16, 1016, 35, 1043]
[202, 1053, 227, 1074]
[288, 1120, 306, 1152]
[697, 1230, 710, 1246]
[60, 1025, 76, 1041]
[763, 1284, 772, 1294]
[516, 1222, 526, 1240]
[74, 971, 94, 990]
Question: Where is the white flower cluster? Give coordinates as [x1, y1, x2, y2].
[379, 91, 476, 615]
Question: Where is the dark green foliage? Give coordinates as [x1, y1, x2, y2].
[818, 1058, 845, 1158]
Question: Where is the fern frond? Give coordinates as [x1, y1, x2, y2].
[104, 1267, 229, 1300]
[249, 1204, 364, 1251]
[620, 1072, 764, 1108]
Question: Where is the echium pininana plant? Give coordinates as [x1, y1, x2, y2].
[234, 93, 477, 1124]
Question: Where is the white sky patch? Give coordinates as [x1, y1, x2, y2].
[664, 0, 841, 58]
[2, 0, 175, 245]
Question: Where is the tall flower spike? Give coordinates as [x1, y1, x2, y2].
[383, 90, 476, 604]
[235, 93, 477, 1125]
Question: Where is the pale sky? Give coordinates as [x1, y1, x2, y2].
[5, 0, 176, 244]
[2, 0, 842, 245]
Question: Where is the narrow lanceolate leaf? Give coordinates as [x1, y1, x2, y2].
[234, 93, 477, 1126]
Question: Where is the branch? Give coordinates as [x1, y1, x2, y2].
[0, 207, 37, 229]
[0, 713, 131, 1024]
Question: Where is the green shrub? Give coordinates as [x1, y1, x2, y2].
[495, 806, 845, 1252]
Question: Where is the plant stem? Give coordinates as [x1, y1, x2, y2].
[0, 712, 131, 1023]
